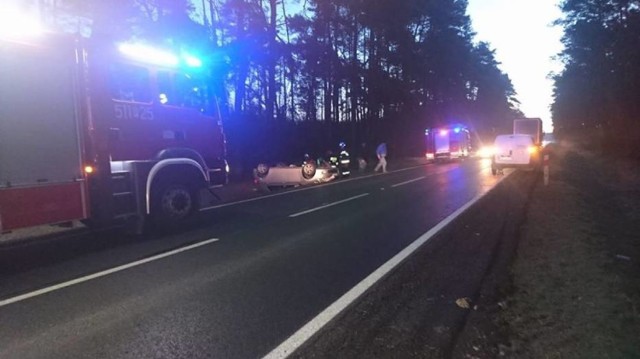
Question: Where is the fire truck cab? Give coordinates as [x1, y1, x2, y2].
[0, 33, 228, 233]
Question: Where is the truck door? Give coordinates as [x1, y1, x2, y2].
[0, 40, 87, 231]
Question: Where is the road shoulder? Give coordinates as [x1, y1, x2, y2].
[454, 144, 640, 358]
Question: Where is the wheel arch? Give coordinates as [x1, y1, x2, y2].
[145, 158, 207, 214]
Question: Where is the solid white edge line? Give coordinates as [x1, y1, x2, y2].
[263, 172, 512, 359]
[289, 193, 370, 218]
[390, 176, 427, 188]
[0, 238, 220, 308]
[199, 164, 426, 212]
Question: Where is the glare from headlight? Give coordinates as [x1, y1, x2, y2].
[477, 146, 494, 158]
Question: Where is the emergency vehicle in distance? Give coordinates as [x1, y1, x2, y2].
[0, 31, 228, 234]
[424, 125, 472, 162]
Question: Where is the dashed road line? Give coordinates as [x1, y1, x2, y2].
[288, 193, 370, 218]
[199, 164, 427, 212]
[390, 176, 427, 188]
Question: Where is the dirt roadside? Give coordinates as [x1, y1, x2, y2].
[453, 143, 640, 358]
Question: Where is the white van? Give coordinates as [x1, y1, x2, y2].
[491, 134, 540, 175]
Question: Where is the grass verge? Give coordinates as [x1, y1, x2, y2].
[498, 143, 640, 358]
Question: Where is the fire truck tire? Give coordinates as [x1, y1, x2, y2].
[152, 182, 197, 225]
[302, 161, 317, 180]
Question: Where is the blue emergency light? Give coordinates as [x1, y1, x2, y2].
[118, 43, 204, 69]
[182, 54, 202, 68]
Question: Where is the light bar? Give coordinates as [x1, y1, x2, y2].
[0, 7, 44, 38]
[439, 129, 448, 136]
[118, 43, 179, 67]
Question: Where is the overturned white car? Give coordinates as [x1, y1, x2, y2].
[253, 160, 337, 189]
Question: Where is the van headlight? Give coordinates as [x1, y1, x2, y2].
[477, 146, 494, 158]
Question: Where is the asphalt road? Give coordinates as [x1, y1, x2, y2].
[0, 158, 507, 358]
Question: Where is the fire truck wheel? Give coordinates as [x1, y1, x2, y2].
[302, 161, 317, 180]
[153, 183, 196, 225]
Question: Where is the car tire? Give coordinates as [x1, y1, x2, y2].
[302, 161, 317, 179]
[256, 163, 270, 178]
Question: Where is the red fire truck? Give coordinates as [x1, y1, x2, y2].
[424, 125, 471, 162]
[0, 33, 228, 233]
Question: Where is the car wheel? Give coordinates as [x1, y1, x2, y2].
[302, 161, 317, 179]
[256, 163, 270, 178]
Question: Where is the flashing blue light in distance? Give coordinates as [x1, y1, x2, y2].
[118, 43, 179, 67]
[182, 54, 203, 68]
[454, 127, 461, 133]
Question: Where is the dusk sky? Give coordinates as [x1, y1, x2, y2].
[467, 0, 564, 132]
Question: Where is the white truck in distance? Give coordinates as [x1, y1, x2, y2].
[513, 118, 543, 146]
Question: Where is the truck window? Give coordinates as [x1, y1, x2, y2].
[157, 70, 214, 116]
[157, 71, 176, 105]
[176, 73, 211, 114]
[109, 64, 151, 102]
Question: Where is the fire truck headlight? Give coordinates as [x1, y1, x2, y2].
[84, 165, 95, 175]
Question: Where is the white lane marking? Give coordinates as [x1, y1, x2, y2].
[0, 238, 220, 308]
[288, 193, 370, 218]
[391, 176, 426, 188]
[263, 172, 512, 359]
[199, 164, 427, 212]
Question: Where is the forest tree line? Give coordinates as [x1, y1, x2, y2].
[553, 0, 640, 156]
[27, 0, 522, 171]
